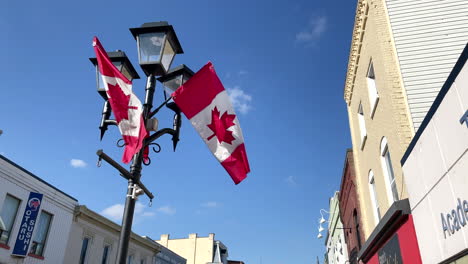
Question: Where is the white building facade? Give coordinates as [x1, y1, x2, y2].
[0, 155, 78, 263]
[64, 205, 186, 264]
[402, 44, 468, 263]
[324, 192, 349, 264]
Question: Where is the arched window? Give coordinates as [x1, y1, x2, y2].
[368, 170, 381, 224]
[380, 137, 399, 203]
[353, 209, 362, 250]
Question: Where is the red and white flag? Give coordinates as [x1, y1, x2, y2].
[92, 37, 147, 163]
[172, 62, 250, 184]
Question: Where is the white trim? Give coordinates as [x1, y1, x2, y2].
[358, 103, 367, 149]
[368, 171, 380, 225]
[367, 60, 379, 118]
[380, 137, 398, 205]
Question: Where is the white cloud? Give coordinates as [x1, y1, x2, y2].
[296, 15, 327, 44]
[70, 159, 87, 168]
[227, 86, 253, 115]
[201, 201, 220, 208]
[101, 204, 124, 221]
[157, 205, 176, 215]
[238, 70, 248, 76]
[285, 175, 297, 186]
[101, 202, 155, 222]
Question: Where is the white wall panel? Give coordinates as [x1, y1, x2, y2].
[402, 44, 468, 263]
[0, 157, 77, 264]
[386, 0, 468, 130]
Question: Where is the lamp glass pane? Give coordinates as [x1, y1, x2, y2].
[161, 41, 175, 72]
[163, 75, 183, 102]
[97, 61, 126, 90]
[138, 32, 165, 64]
[120, 64, 132, 81]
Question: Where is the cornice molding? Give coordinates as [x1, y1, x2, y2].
[344, 0, 369, 104]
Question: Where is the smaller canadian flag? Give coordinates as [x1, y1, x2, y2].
[172, 62, 250, 184]
[92, 37, 148, 163]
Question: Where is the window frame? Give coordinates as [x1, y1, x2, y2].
[29, 210, 53, 257]
[128, 254, 134, 264]
[367, 60, 379, 118]
[79, 236, 91, 264]
[380, 137, 399, 204]
[101, 243, 111, 264]
[368, 171, 381, 224]
[357, 102, 367, 149]
[0, 194, 21, 246]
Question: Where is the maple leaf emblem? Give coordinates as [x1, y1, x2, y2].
[107, 82, 131, 122]
[207, 107, 236, 144]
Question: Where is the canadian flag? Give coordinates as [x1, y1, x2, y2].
[172, 62, 250, 184]
[92, 37, 147, 163]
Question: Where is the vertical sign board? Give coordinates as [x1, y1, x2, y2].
[11, 192, 43, 257]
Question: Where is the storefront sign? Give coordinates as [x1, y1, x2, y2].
[441, 198, 468, 238]
[11, 192, 43, 257]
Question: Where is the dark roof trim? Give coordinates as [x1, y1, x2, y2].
[357, 199, 411, 261]
[401, 43, 468, 165]
[0, 155, 77, 201]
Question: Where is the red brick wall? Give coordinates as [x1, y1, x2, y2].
[339, 150, 365, 263]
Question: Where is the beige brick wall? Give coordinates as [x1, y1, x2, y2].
[344, 0, 414, 239]
[157, 233, 215, 264]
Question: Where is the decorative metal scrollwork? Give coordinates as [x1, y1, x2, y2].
[143, 157, 151, 166]
[149, 143, 161, 153]
[117, 139, 126, 148]
[142, 143, 161, 166]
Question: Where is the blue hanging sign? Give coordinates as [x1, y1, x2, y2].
[11, 192, 43, 257]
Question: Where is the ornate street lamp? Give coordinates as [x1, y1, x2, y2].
[130, 22, 183, 77]
[157, 64, 194, 112]
[155, 64, 194, 151]
[92, 22, 186, 264]
[89, 50, 140, 99]
[89, 51, 140, 140]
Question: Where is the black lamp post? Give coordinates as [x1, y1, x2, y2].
[90, 22, 190, 264]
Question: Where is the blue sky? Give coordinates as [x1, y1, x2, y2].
[0, 0, 356, 263]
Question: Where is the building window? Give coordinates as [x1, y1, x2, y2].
[128, 254, 134, 264]
[353, 210, 362, 250]
[0, 194, 21, 245]
[367, 61, 379, 117]
[79, 237, 90, 264]
[102, 244, 111, 264]
[380, 137, 399, 204]
[368, 171, 381, 224]
[29, 211, 52, 256]
[357, 103, 367, 149]
[140, 258, 146, 264]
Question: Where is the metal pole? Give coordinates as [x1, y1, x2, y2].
[115, 75, 156, 264]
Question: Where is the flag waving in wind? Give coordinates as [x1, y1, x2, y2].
[93, 37, 147, 163]
[172, 62, 250, 184]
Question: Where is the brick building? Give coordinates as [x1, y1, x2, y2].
[338, 149, 364, 264]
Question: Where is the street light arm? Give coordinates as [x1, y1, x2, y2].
[144, 128, 176, 147]
[148, 96, 174, 118]
[96, 149, 133, 180]
[96, 149, 154, 200]
[104, 120, 118, 126]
